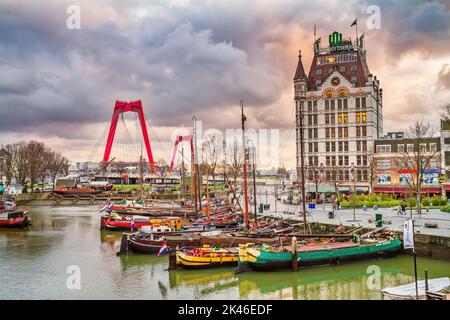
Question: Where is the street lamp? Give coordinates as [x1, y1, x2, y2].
[348, 162, 359, 222]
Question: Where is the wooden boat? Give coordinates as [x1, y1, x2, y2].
[176, 246, 239, 268]
[127, 233, 204, 254]
[0, 209, 31, 228]
[101, 214, 183, 231]
[52, 186, 103, 197]
[0, 198, 17, 212]
[236, 236, 401, 272]
[382, 277, 450, 300]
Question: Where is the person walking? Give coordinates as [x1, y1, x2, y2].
[401, 202, 407, 215]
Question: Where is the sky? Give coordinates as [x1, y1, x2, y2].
[1, 0, 450, 169]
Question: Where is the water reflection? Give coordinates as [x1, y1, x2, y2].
[1, 206, 450, 300]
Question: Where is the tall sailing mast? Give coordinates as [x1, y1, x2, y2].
[241, 100, 250, 230]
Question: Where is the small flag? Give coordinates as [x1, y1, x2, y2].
[158, 239, 168, 257]
[351, 19, 357, 27]
[99, 201, 113, 212]
[403, 219, 414, 249]
[130, 217, 137, 231]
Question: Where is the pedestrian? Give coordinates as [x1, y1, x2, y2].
[336, 199, 340, 210]
[401, 202, 406, 215]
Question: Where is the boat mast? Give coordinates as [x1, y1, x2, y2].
[192, 118, 198, 213]
[205, 161, 210, 225]
[241, 100, 250, 230]
[251, 140, 257, 224]
[181, 146, 186, 201]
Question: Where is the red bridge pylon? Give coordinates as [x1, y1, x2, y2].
[103, 100, 156, 173]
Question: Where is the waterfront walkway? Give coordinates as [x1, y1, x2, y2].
[261, 202, 450, 238]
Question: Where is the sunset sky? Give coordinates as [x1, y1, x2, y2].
[1, 0, 450, 169]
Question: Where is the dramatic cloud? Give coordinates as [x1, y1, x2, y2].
[0, 0, 449, 168]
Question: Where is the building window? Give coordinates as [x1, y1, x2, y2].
[338, 156, 343, 166]
[377, 159, 391, 169]
[430, 159, 436, 168]
[330, 114, 335, 124]
[407, 144, 414, 152]
[361, 112, 366, 122]
[361, 97, 366, 108]
[343, 98, 348, 109]
[344, 156, 349, 166]
[398, 144, 405, 153]
[316, 80, 322, 86]
[399, 174, 413, 185]
[376, 145, 392, 153]
[338, 113, 343, 123]
[338, 99, 342, 110]
[339, 66, 345, 72]
[343, 113, 348, 123]
[325, 128, 330, 138]
[313, 100, 318, 112]
[344, 142, 349, 152]
[338, 127, 343, 138]
[316, 69, 322, 75]
[362, 126, 367, 136]
[351, 76, 357, 83]
[338, 142, 343, 152]
[377, 174, 391, 185]
[328, 68, 333, 75]
[430, 143, 437, 153]
[344, 127, 348, 137]
[420, 143, 427, 153]
[356, 98, 360, 108]
[325, 99, 329, 110]
[325, 114, 329, 124]
[330, 100, 335, 110]
[351, 65, 358, 72]
[330, 127, 335, 138]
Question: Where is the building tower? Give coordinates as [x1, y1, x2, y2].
[294, 31, 383, 197]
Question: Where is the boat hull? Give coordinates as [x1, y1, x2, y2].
[176, 251, 238, 269]
[0, 216, 31, 228]
[238, 238, 401, 272]
[127, 236, 201, 254]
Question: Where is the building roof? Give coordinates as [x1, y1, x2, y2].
[303, 31, 371, 91]
[293, 51, 307, 80]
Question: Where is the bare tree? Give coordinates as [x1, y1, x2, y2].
[48, 152, 70, 188]
[306, 163, 324, 202]
[398, 120, 439, 217]
[27, 141, 52, 192]
[439, 103, 450, 120]
[202, 135, 222, 186]
[367, 151, 377, 193]
[226, 140, 243, 185]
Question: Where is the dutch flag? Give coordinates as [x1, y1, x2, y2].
[130, 217, 137, 231]
[158, 239, 168, 257]
[99, 202, 113, 212]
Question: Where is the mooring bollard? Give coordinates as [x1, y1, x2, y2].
[168, 249, 177, 270]
[117, 233, 129, 256]
[291, 236, 298, 271]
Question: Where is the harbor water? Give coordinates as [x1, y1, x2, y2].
[1, 206, 450, 300]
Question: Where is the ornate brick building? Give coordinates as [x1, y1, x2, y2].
[294, 31, 383, 197]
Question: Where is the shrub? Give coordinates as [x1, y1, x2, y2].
[441, 205, 450, 213]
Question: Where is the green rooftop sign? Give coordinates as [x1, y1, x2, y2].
[329, 31, 342, 47]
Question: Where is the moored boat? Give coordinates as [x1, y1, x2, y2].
[0, 209, 31, 228]
[101, 214, 183, 231]
[237, 236, 401, 272]
[176, 246, 239, 269]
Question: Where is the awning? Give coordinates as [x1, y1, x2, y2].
[373, 186, 441, 194]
